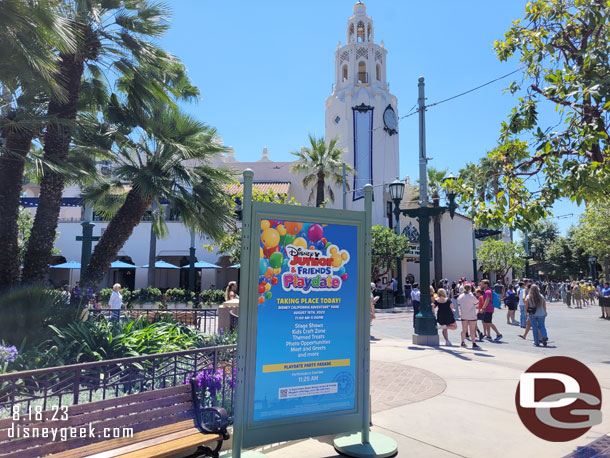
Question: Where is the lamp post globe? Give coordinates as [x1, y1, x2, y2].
[389, 177, 405, 202]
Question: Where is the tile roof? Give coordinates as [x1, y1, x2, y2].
[226, 181, 291, 195]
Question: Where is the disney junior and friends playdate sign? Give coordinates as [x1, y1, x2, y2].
[253, 219, 357, 422]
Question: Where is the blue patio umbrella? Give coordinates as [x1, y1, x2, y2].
[228, 264, 240, 269]
[180, 261, 221, 269]
[110, 260, 138, 269]
[49, 261, 81, 286]
[50, 261, 81, 269]
[142, 260, 180, 269]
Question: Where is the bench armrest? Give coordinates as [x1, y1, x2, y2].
[190, 379, 230, 440]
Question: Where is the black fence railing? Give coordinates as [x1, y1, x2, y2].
[92, 308, 219, 334]
[0, 345, 237, 420]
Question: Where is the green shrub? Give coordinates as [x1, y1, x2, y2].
[166, 288, 195, 303]
[130, 287, 161, 305]
[199, 289, 225, 305]
[0, 285, 75, 349]
[9, 315, 224, 370]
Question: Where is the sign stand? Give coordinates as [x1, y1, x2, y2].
[332, 185, 397, 458]
[228, 172, 396, 458]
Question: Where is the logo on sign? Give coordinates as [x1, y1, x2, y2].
[281, 244, 350, 294]
[515, 356, 602, 441]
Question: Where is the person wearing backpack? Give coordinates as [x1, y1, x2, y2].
[505, 285, 518, 325]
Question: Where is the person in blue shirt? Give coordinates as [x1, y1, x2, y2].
[600, 281, 610, 319]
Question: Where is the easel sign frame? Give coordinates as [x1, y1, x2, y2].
[230, 170, 377, 457]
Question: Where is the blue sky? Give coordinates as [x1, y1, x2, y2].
[159, 0, 581, 233]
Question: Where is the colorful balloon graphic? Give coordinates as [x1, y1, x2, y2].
[265, 291, 272, 299]
[259, 258, 268, 275]
[341, 273, 348, 281]
[276, 224, 287, 236]
[261, 227, 280, 249]
[293, 237, 307, 249]
[258, 296, 265, 304]
[260, 220, 270, 230]
[284, 222, 302, 235]
[269, 252, 284, 269]
[307, 224, 324, 243]
[263, 245, 280, 258]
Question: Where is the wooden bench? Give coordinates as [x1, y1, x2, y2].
[0, 382, 229, 458]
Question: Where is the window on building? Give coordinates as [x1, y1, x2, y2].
[342, 64, 348, 81]
[349, 23, 354, 42]
[368, 23, 372, 40]
[376, 64, 381, 81]
[357, 21, 365, 42]
[358, 61, 367, 83]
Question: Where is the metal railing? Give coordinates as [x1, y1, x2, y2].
[0, 345, 236, 419]
[94, 307, 219, 334]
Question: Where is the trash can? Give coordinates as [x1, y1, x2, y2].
[379, 290, 394, 309]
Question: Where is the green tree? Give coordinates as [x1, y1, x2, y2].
[0, 0, 77, 289]
[371, 225, 410, 282]
[210, 189, 301, 265]
[543, 234, 588, 280]
[81, 107, 233, 287]
[524, 221, 558, 273]
[290, 135, 354, 207]
[571, 204, 610, 280]
[22, 0, 182, 283]
[457, 0, 610, 229]
[477, 239, 526, 280]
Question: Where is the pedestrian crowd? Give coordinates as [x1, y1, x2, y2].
[384, 275, 610, 350]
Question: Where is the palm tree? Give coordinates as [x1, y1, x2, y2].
[22, 0, 180, 283]
[0, 0, 77, 289]
[81, 108, 234, 287]
[290, 135, 354, 207]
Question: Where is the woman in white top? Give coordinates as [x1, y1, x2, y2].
[108, 283, 122, 322]
[458, 284, 481, 349]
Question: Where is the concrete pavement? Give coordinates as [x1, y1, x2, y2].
[258, 303, 610, 457]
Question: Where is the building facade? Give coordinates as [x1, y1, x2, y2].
[27, 2, 485, 291]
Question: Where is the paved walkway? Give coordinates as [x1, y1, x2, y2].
[258, 303, 610, 457]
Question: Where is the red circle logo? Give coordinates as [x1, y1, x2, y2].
[515, 356, 602, 441]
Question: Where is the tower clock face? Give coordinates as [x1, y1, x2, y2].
[383, 105, 397, 135]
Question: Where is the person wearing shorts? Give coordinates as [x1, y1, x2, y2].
[479, 279, 502, 341]
[458, 284, 481, 349]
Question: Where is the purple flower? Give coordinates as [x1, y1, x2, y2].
[0, 345, 18, 364]
[195, 366, 224, 397]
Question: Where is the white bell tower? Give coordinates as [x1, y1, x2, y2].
[325, 1, 399, 226]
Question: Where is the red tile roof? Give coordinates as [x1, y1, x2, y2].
[226, 181, 291, 195]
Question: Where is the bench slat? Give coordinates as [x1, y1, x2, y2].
[109, 432, 219, 458]
[0, 408, 194, 457]
[0, 385, 190, 430]
[84, 431, 219, 458]
[0, 392, 192, 442]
